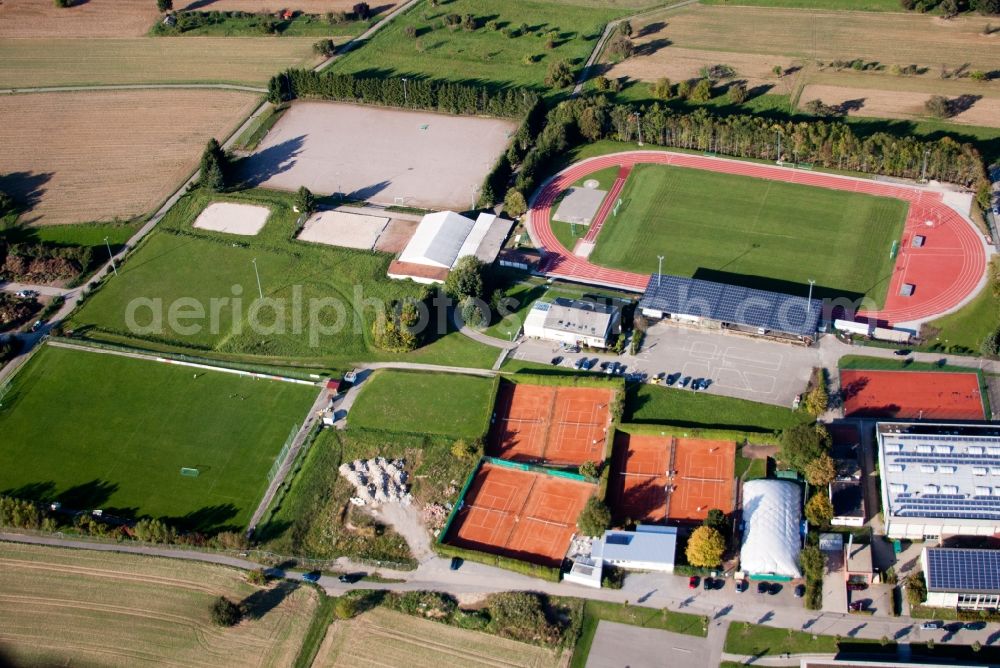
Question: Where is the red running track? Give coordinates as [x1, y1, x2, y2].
[581, 165, 632, 244]
[526, 151, 987, 325]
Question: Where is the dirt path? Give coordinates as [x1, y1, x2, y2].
[375, 503, 434, 563]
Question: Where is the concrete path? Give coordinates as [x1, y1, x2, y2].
[246, 386, 330, 535]
[0, 282, 70, 297]
[4, 530, 1000, 651]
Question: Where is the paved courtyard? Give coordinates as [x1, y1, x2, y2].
[511, 322, 819, 407]
[587, 621, 709, 668]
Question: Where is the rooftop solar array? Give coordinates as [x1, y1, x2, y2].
[879, 423, 1000, 524]
[638, 274, 822, 337]
[925, 548, 1000, 593]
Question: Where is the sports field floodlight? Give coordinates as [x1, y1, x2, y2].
[921, 148, 931, 182]
[634, 112, 643, 146]
[657, 255, 664, 286]
[104, 236, 118, 277]
[251, 258, 263, 299]
[806, 278, 816, 317]
[402, 77, 408, 106]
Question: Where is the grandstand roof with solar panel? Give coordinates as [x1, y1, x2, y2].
[638, 274, 822, 342]
[878, 422, 1000, 539]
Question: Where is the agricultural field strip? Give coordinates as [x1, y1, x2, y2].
[0, 557, 231, 596]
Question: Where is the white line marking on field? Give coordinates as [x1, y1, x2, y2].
[689, 341, 718, 359]
[724, 347, 782, 371]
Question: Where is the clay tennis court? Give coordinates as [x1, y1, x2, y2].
[488, 382, 613, 466]
[445, 461, 596, 567]
[610, 433, 735, 523]
[841, 369, 985, 420]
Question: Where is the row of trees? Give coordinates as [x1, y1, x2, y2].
[900, 0, 999, 15]
[505, 97, 987, 210]
[267, 70, 541, 119]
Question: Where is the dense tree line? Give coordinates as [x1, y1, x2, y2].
[506, 97, 988, 206]
[900, 0, 999, 15]
[267, 69, 541, 119]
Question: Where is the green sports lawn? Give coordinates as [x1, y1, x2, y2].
[0, 345, 317, 532]
[589, 164, 907, 305]
[347, 369, 495, 439]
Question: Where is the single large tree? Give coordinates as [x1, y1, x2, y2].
[577, 497, 611, 536]
[157, 0, 173, 12]
[444, 255, 485, 300]
[686, 525, 725, 568]
[199, 138, 229, 192]
[804, 492, 834, 527]
[780, 423, 830, 472]
[545, 60, 575, 88]
[210, 597, 243, 627]
[294, 186, 316, 215]
[804, 453, 837, 487]
[503, 189, 527, 218]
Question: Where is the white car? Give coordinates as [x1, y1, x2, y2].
[16, 290, 39, 299]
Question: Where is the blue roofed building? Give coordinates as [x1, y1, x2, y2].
[638, 274, 822, 342]
[921, 547, 1000, 610]
[591, 524, 678, 573]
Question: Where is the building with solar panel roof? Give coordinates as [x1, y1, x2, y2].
[878, 422, 1000, 539]
[638, 274, 822, 343]
[921, 547, 1000, 610]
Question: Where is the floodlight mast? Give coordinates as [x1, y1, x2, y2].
[806, 279, 816, 318]
[657, 255, 664, 287]
[104, 236, 118, 277]
[252, 258, 263, 299]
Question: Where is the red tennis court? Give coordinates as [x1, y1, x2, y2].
[840, 369, 985, 420]
[609, 432, 670, 523]
[609, 433, 735, 523]
[445, 461, 596, 566]
[488, 382, 613, 466]
[669, 437, 735, 522]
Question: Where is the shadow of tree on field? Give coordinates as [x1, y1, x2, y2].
[235, 135, 306, 189]
[240, 580, 300, 620]
[164, 503, 240, 534]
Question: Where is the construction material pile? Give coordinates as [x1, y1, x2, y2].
[339, 457, 412, 506]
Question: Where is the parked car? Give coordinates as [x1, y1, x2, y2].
[338, 572, 364, 584]
[31, 319, 44, 332]
[700, 379, 713, 390]
[692, 378, 705, 390]
[702, 577, 713, 590]
[921, 621, 943, 630]
[849, 600, 869, 612]
[688, 576, 699, 589]
[302, 570, 322, 583]
[15, 290, 39, 299]
[583, 358, 598, 370]
[562, 344, 580, 353]
[893, 349, 911, 356]
[846, 582, 868, 591]
[551, 356, 564, 366]
[768, 583, 782, 595]
[450, 557, 463, 571]
[757, 581, 770, 594]
[573, 358, 586, 370]
[605, 362, 617, 375]
[679, 376, 692, 388]
[735, 580, 748, 593]
[794, 584, 806, 598]
[666, 373, 679, 386]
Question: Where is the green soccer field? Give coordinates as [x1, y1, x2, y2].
[588, 164, 907, 305]
[0, 345, 318, 532]
[348, 369, 496, 440]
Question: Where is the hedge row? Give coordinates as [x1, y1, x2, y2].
[433, 541, 562, 582]
[267, 69, 540, 119]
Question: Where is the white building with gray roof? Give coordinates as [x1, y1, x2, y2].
[878, 421, 1000, 539]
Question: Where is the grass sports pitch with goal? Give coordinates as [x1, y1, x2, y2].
[0, 345, 317, 532]
[589, 164, 907, 306]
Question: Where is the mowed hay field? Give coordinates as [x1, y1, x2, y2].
[0, 0, 158, 38]
[606, 5, 1000, 124]
[0, 89, 258, 226]
[313, 606, 562, 668]
[0, 38, 319, 88]
[0, 542, 317, 668]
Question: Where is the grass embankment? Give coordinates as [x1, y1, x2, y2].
[625, 383, 810, 434]
[589, 163, 906, 306]
[0, 344, 317, 531]
[348, 370, 496, 439]
[67, 188, 499, 369]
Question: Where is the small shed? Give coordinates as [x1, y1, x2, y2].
[326, 379, 342, 394]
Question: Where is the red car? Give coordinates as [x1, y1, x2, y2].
[688, 576, 699, 589]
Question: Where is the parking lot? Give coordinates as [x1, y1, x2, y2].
[511, 322, 819, 408]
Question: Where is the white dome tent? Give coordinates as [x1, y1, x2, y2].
[739, 479, 802, 578]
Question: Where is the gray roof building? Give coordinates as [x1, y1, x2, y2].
[591, 524, 677, 572]
[638, 274, 822, 338]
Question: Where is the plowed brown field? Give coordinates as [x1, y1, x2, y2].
[0, 0, 158, 38]
[0, 89, 259, 225]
